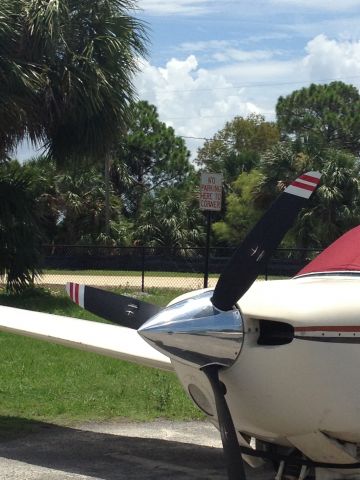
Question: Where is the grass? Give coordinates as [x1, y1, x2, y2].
[0, 287, 204, 432]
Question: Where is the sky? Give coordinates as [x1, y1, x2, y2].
[16, 0, 360, 160]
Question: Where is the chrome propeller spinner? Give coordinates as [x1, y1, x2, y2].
[138, 290, 244, 369]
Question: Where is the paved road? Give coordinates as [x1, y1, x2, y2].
[0, 420, 273, 479]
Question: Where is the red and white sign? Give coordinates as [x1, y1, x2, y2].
[199, 172, 223, 211]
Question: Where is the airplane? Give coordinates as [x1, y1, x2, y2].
[1, 170, 360, 480]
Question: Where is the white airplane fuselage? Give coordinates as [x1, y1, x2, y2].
[171, 275, 360, 467]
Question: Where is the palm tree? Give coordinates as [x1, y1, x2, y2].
[0, 0, 43, 159]
[55, 167, 132, 246]
[0, 0, 147, 161]
[299, 149, 360, 247]
[135, 188, 204, 251]
[0, 161, 42, 291]
[256, 143, 360, 248]
[255, 142, 310, 209]
[0, 0, 147, 289]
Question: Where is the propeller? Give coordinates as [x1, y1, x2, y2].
[66, 282, 161, 329]
[211, 171, 321, 311]
[66, 171, 321, 480]
[204, 365, 247, 480]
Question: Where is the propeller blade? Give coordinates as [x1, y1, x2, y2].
[66, 282, 161, 329]
[204, 365, 247, 480]
[212, 171, 321, 311]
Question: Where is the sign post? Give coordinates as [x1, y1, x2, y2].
[199, 173, 223, 288]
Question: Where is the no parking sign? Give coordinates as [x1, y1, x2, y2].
[199, 172, 223, 211]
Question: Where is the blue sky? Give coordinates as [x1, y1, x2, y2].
[16, 0, 360, 159]
[133, 0, 360, 155]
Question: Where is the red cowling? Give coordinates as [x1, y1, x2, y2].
[296, 225, 360, 276]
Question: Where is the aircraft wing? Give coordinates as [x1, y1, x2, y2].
[0, 305, 173, 371]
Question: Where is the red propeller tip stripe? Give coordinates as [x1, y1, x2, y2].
[290, 180, 316, 192]
[299, 174, 321, 185]
[66, 282, 84, 308]
[285, 171, 321, 199]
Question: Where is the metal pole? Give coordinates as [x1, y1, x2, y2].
[141, 246, 145, 293]
[204, 210, 211, 288]
[104, 153, 110, 237]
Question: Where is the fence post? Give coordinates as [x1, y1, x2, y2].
[141, 246, 145, 293]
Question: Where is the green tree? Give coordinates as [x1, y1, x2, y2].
[135, 187, 204, 250]
[296, 149, 360, 248]
[22, 156, 60, 244]
[212, 170, 264, 245]
[256, 142, 310, 209]
[276, 81, 360, 155]
[0, 161, 42, 291]
[0, 0, 147, 289]
[212, 143, 360, 249]
[54, 167, 132, 246]
[0, 0, 147, 161]
[196, 114, 279, 186]
[111, 100, 193, 217]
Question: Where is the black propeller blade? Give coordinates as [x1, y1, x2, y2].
[66, 283, 161, 329]
[204, 365, 247, 480]
[212, 171, 321, 311]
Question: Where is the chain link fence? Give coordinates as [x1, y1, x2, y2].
[35, 245, 322, 291]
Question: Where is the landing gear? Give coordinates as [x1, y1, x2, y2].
[252, 440, 314, 480]
[275, 460, 312, 480]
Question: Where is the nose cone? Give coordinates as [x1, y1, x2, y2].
[138, 291, 244, 369]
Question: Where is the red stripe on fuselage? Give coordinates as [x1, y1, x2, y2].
[295, 326, 360, 332]
[290, 180, 316, 191]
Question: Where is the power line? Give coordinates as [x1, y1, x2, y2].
[180, 135, 210, 141]
[165, 111, 275, 120]
[150, 74, 360, 94]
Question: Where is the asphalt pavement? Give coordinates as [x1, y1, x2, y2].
[0, 419, 273, 479]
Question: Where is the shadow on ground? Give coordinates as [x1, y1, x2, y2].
[0, 416, 274, 479]
[0, 416, 226, 479]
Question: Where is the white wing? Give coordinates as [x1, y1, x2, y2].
[0, 306, 172, 371]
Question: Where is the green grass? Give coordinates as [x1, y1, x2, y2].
[0, 287, 204, 430]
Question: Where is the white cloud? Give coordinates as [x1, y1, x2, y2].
[135, 36, 360, 157]
[271, 0, 360, 11]
[213, 48, 278, 63]
[138, 0, 211, 15]
[135, 55, 270, 156]
[179, 40, 233, 52]
[302, 34, 360, 81]
[178, 40, 279, 64]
